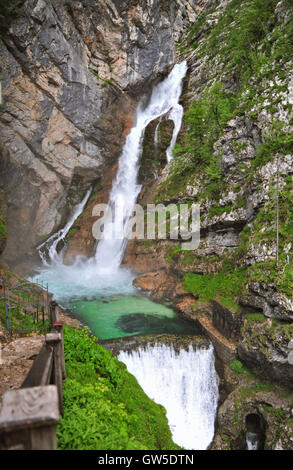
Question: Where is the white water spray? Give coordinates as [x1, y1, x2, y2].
[95, 61, 187, 272]
[154, 117, 162, 151]
[118, 343, 219, 450]
[38, 188, 92, 265]
[33, 63, 186, 299]
[166, 103, 184, 162]
[246, 432, 259, 450]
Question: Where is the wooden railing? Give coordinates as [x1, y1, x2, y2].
[0, 301, 66, 450]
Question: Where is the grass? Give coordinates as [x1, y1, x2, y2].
[245, 313, 266, 323]
[157, 0, 293, 204]
[57, 327, 181, 450]
[230, 360, 254, 379]
[183, 267, 247, 312]
[0, 299, 50, 335]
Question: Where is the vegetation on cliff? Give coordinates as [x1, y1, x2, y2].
[57, 327, 180, 450]
[155, 0, 293, 312]
[0, 0, 23, 36]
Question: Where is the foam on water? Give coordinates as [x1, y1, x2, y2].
[118, 344, 219, 450]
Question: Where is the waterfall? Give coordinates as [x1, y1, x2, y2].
[246, 432, 260, 450]
[32, 63, 187, 299]
[118, 343, 219, 450]
[37, 188, 92, 265]
[95, 61, 187, 272]
[166, 103, 184, 162]
[154, 117, 162, 152]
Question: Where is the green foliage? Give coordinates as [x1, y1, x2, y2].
[0, 0, 23, 35]
[164, 0, 293, 207]
[0, 214, 7, 239]
[183, 267, 247, 312]
[263, 405, 287, 422]
[245, 313, 266, 323]
[157, 82, 238, 201]
[253, 133, 293, 170]
[0, 299, 50, 335]
[230, 360, 254, 378]
[176, 82, 236, 171]
[208, 204, 233, 218]
[203, 0, 289, 83]
[57, 327, 180, 450]
[102, 78, 114, 86]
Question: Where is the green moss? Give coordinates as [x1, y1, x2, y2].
[163, 0, 293, 208]
[230, 360, 254, 379]
[252, 133, 293, 170]
[245, 313, 266, 323]
[103, 78, 114, 86]
[57, 328, 180, 450]
[0, 0, 23, 36]
[0, 214, 7, 239]
[183, 267, 247, 312]
[208, 204, 233, 218]
[263, 405, 287, 423]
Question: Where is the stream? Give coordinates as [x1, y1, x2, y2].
[30, 61, 219, 450]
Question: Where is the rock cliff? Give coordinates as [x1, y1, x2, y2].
[0, 0, 292, 451]
[0, 0, 202, 271]
[122, 0, 293, 449]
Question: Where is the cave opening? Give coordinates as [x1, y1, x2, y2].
[245, 413, 266, 450]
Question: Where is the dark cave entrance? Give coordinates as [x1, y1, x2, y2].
[245, 413, 266, 450]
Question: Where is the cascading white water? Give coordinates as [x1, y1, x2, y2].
[246, 432, 259, 450]
[35, 62, 186, 282]
[38, 188, 92, 265]
[118, 343, 219, 450]
[154, 117, 162, 151]
[166, 103, 184, 162]
[95, 61, 187, 272]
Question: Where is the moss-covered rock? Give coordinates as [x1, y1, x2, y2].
[238, 317, 293, 389]
[212, 374, 293, 450]
[138, 117, 174, 183]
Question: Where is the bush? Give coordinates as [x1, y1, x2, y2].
[0, 0, 23, 35]
[57, 327, 180, 450]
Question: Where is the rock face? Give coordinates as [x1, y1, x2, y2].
[123, 0, 293, 393]
[212, 374, 293, 450]
[0, 189, 7, 255]
[0, 0, 203, 271]
[238, 317, 293, 390]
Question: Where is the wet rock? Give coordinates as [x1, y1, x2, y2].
[238, 316, 293, 390]
[0, 0, 201, 270]
[100, 333, 210, 356]
[212, 376, 293, 450]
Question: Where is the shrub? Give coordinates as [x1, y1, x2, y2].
[57, 327, 180, 450]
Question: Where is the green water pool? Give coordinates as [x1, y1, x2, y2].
[67, 295, 199, 340]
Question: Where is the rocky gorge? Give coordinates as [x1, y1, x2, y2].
[0, 0, 293, 451]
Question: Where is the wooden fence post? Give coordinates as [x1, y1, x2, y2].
[53, 321, 66, 380]
[49, 300, 58, 327]
[45, 332, 64, 417]
[0, 386, 59, 450]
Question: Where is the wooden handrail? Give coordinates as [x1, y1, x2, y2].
[0, 386, 59, 450]
[22, 343, 53, 388]
[0, 300, 65, 450]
